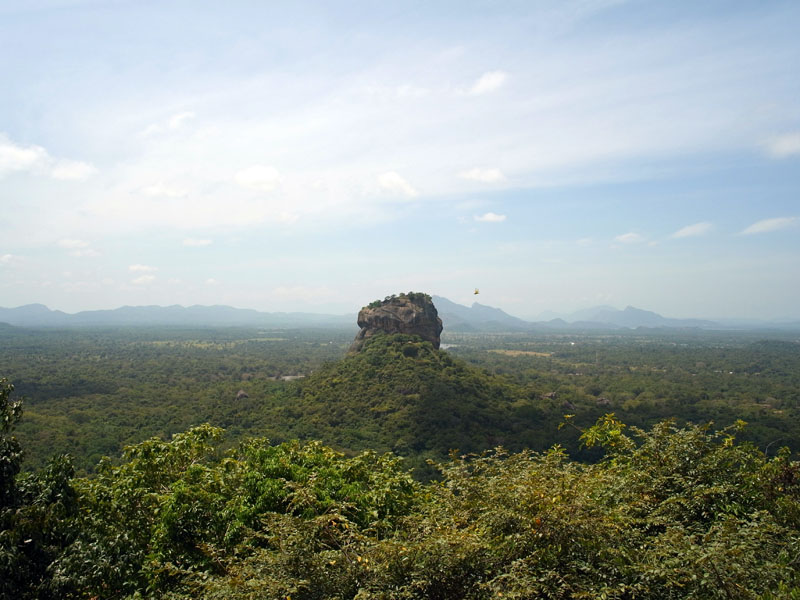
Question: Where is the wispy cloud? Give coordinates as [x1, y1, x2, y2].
[183, 238, 212, 247]
[0, 133, 95, 180]
[474, 212, 506, 223]
[142, 182, 188, 198]
[459, 168, 506, 183]
[468, 71, 508, 95]
[140, 111, 196, 137]
[51, 160, 97, 181]
[0, 135, 48, 174]
[234, 165, 282, 192]
[57, 239, 99, 257]
[129, 264, 158, 272]
[272, 211, 300, 224]
[131, 274, 155, 285]
[614, 232, 645, 244]
[72, 248, 100, 258]
[396, 84, 429, 98]
[763, 132, 800, 158]
[671, 222, 713, 238]
[741, 216, 797, 235]
[377, 171, 418, 198]
[58, 239, 90, 249]
[168, 111, 195, 129]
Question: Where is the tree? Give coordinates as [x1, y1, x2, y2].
[0, 378, 78, 600]
[0, 377, 23, 508]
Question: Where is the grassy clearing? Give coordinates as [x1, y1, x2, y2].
[488, 349, 552, 357]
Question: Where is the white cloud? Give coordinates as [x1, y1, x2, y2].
[474, 212, 507, 223]
[70, 248, 100, 258]
[205, 278, 218, 285]
[86, 186, 299, 231]
[0, 253, 19, 265]
[1, 134, 96, 181]
[0, 135, 47, 174]
[614, 232, 645, 244]
[58, 239, 90, 249]
[671, 222, 713, 238]
[363, 83, 430, 100]
[468, 71, 508, 95]
[763, 132, 800, 158]
[139, 124, 162, 137]
[168, 111, 196, 130]
[51, 160, 97, 181]
[377, 171, 418, 197]
[741, 216, 797, 235]
[459, 168, 506, 183]
[234, 165, 282, 192]
[183, 238, 212, 247]
[142, 182, 188, 198]
[131, 274, 156, 285]
[140, 111, 196, 137]
[56, 239, 100, 257]
[396, 84, 429, 98]
[273, 211, 300, 224]
[129, 264, 158, 272]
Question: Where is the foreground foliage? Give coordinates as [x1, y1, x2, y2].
[2, 376, 800, 599]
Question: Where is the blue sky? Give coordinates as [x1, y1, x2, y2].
[1, 0, 798, 319]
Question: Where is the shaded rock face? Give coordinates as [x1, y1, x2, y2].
[350, 293, 443, 352]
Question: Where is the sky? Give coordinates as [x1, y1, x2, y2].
[1, 0, 798, 320]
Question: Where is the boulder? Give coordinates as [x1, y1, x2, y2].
[350, 292, 443, 352]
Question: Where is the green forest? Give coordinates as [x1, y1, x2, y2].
[2, 325, 800, 597]
[3, 326, 799, 475]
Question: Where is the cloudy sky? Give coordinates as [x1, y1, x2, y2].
[1, 0, 798, 319]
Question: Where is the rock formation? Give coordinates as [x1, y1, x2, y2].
[350, 292, 443, 352]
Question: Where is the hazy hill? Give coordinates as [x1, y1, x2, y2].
[0, 298, 534, 331]
[0, 303, 353, 328]
[560, 305, 719, 329]
[2, 300, 797, 331]
[432, 295, 533, 331]
[433, 299, 721, 331]
[531, 305, 750, 330]
[0, 303, 72, 326]
[269, 333, 568, 476]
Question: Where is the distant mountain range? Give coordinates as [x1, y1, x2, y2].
[432, 298, 718, 332]
[0, 303, 353, 329]
[545, 305, 719, 330]
[432, 298, 800, 332]
[1, 300, 798, 332]
[530, 306, 800, 332]
[431, 296, 533, 332]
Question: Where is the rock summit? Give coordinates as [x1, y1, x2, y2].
[350, 292, 443, 352]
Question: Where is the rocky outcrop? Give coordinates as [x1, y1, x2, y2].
[350, 292, 443, 352]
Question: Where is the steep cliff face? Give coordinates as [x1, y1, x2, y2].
[350, 292, 443, 352]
